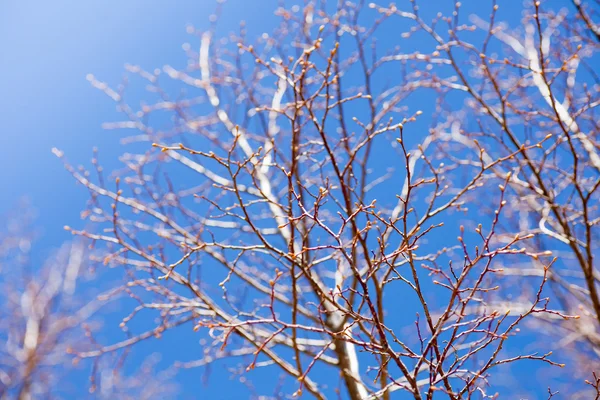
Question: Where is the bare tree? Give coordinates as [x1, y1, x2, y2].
[0, 202, 178, 400]
[53, 0, 599, 398]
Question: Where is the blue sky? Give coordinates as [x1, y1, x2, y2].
[0, 0, 266, 248]
[0, 1, 593, 398]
